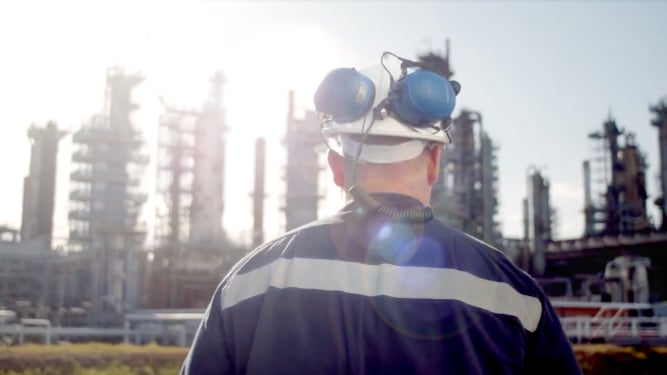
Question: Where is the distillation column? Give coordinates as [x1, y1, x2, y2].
[190, 71, 227, 245]
[152, 71, 231, 308]
[586, 116, 651, 235]
[252, 137, 266, 247]
[432, 109, 501, 246]
[525, 168, 552, 276]
[283, 91, 322, 231]
[69, 67, 148, 323]
[650, 100, 667, 231]
[21, 121, 66, 248]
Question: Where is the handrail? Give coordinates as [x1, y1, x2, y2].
[551, 300, 653, 310]
[560, 316, 667, 343]
[0, 321, 200, 347]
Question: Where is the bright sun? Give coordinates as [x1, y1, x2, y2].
[225, 22, 350, 141]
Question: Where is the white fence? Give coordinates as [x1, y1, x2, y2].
[0, 309, 205, 346]
[3, 306, 667, 346]
[561, 316, 667, 344]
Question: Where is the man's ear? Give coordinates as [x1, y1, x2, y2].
[426, 145, 442, 186]
[327, 150, 345, 187]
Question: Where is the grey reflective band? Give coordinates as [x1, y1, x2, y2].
[221, 257, 543, 332]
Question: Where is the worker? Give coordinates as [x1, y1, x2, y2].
[180, 52, 582, 374]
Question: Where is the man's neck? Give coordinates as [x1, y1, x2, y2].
[349, 179, 431, 206]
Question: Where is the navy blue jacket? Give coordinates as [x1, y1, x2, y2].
[181, 194, 581, 374]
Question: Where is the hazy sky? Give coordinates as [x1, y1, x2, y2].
[0, 0, 665, 246]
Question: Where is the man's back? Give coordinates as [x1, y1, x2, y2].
[181, 194, 581, 374]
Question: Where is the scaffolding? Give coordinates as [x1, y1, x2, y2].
[283, 91, 323, 232]
[155, 106, 197, 250]
[432, 109, 502, 248]
[68, 67, 148, 324]
[584, 116, 651, 237]
[150, 71, 236, 309]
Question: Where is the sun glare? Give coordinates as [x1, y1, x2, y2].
[0, 0, 357, 243]
[221, 22, 350, 240]
[135, 16, 353, 241]
[225, 22, 348, 139]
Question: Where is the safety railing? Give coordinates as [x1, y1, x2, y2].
[560, 316, 667, 344]
[0, 311, 205, 346]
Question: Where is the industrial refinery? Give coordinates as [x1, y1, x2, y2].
[1, 44, 666, 345]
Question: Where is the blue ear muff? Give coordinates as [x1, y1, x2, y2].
[389, 70, 457, 127]
[314, 68, 376, 123]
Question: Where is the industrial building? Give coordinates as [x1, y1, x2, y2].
[417, 43, 503, 248]
[526, 110, 667, 303]
[2, 41, 667, 338]
[148, 71, 245, 309]
[0, 121, 67, 322]
[521, 168, 553, 276]
[21, 122, 67, 249]
[283, 91, 324, 231]
[650, 100, 667, 231]
[0, 228, 50, 320]
[0, 121, 95, 327]
[432, 109, 502, 248]
[252, 137, 266, 247]
[67, 67, 149, 324]
[583, 116, 651, 236]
